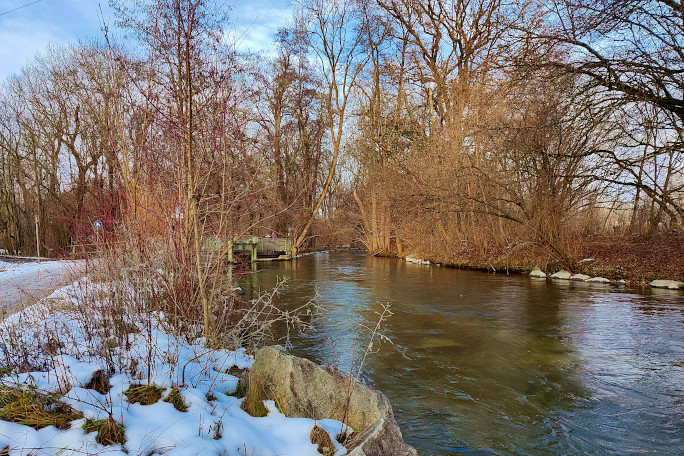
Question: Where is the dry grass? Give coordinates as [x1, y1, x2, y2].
[123, 384, 163, 405]
[85, 370, 111, 395]
[240, 377, 268, 417]
[335, 429, 358, 445]
[310, 424, 335, 455]
[163, 387, 188, 412]
[82, 417, 126, 445]
[0, 386, 82, 430]
[578, 233, 684, 282]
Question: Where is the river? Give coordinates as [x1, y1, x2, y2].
[239, 250, 684, 455]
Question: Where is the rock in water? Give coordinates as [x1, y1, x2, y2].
[587, 277, 611, 284]
[550, 270, 572, 280]
[246, 346, 418, 456]
[650, 280, 684, 289]
[570, 274, 590, 281]
[529, 267, 546, 278]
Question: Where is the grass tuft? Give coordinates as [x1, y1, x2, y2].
[310, 424, 336, 455]
[82, 417, 126, 445]
[239, 376, 268, 417]
[336, 429, 358, 445]
[123, 384, 163, 405]
[163, 387, 188, 412]
[227, 379, 248, 398]
[85, 370, 111, 394]
[0, 386, 82, 430]
[240, 396, 268, 417]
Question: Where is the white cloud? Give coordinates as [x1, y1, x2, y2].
[0, 0, 293, 79]
[231, 2, 293, 55]
[0, 0, 111, 79]
[0, 17, 60, 78]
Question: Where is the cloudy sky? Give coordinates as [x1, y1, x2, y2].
[0, 0, 293, 79]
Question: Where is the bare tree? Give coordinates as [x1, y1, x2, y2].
[292, 0, 370, 254]
[532, 0, 684, 231]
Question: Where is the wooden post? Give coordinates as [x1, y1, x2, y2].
[428, 86, 433, 136]
[35, 216, 40, 261]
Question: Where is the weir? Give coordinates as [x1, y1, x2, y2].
[206, 236, 292, 262]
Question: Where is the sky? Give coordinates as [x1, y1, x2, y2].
[0, 0, 293, 80]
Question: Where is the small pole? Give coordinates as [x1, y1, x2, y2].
[35, 215, 40, 261]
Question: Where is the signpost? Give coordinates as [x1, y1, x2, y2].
[35, 216, 40, 262]
[94, 220, 103, 249]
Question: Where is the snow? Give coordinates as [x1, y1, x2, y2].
[0, 279, 350, 455]
[0, 259, 78, 280]
[0, 259, 85, 310]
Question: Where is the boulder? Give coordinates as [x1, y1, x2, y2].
[586, 277, 611, 284]
[529, 267, 546, 278]
[570, 274, 590, 281]
[650, 280, 684, 290]
[245, 346, 418, 456]
[550, 270, 572, 280]
[404, 255, 418, 264]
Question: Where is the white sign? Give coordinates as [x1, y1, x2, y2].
[93, 220, 103, 229]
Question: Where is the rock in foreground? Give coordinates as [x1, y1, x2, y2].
[245, 346, 418, 456]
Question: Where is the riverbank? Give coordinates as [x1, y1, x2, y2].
[0, 280, 353, 455]
[393, 233, 683, 287]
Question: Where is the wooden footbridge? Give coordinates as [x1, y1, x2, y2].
[205, 236, 292, 262]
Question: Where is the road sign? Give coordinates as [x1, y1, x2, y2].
[93, 220, 103, 229]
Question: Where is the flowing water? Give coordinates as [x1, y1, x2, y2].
[238, 250, 684, 455]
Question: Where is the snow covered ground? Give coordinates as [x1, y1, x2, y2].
[0, 279, 349, 455]
[0, 259, 85, 311]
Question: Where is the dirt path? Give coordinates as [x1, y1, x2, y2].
[0, 258, 86, 312]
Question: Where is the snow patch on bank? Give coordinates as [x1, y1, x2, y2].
[0, 280, 348, 455]
[0, 259, 79, 281]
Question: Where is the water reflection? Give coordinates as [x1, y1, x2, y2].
[239, 251, 684, 455]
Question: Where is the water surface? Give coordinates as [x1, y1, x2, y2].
[240, 251, 684, 455]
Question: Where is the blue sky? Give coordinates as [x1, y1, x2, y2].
[0, 0, 293, 79]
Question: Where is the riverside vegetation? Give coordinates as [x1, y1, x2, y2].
[0, 0, 683, 453]
[0, 0, 682, 286]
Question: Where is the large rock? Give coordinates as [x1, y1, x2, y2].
[650, 280, 684, 290]
[246, 346, 418, 456]
[529, 267, 546, 278]
[550, 270, 572, 280]
[586, 277, 611, 284]
[570, 273, 590, 281]
[405, 255, 428, 265]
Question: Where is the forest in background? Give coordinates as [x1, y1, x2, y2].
[0, 0, 682, 274]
